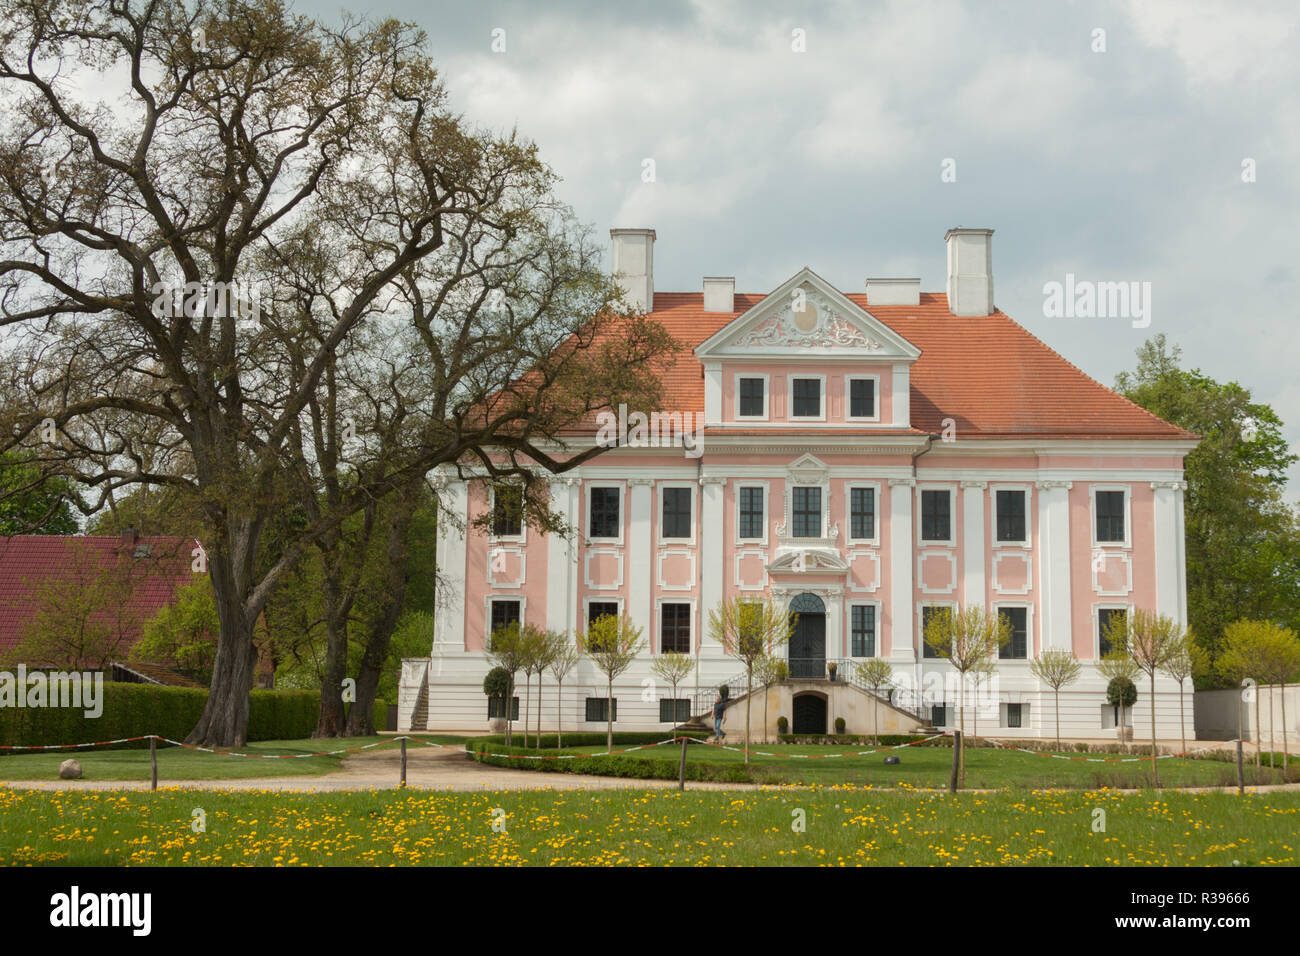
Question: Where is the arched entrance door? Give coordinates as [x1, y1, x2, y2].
[792, 692, 827, 734]
[788, 592, 826, 679]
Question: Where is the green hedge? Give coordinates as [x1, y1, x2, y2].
[480, 731, 708, 749]
[0, 682, 384, 749]
[465, 736, 752, 783]
[777, 733, 932, 746]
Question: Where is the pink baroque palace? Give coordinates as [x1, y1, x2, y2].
[399, 227, 1198, 741]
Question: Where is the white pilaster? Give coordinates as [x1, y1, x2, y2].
[1174, 480, 1188, 627]
[699, 475, 727, 653]
[1151, 481, 1180, 626]
[961, 481, 986, 608]
[1036, 481, 1073, 652]
[628, 479, 655, 641]
[547, 478, 577, 634]
[891, 363, 911, 428]
[433, 477, 468, 653]
[888, 478, 915, 660]
[704, 362, 722, 426]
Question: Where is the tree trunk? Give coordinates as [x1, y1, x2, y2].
[186, 549, 259, 747]
[345, 495, 416, 738]
[1255, 689, 1261, 768]
[744, 671, 752, 764]
[1268, 684, 1276, 770]
[505, 673, 514, 746]
[606, 677, 613, 752]
[1178, 682, 1186, 756]
[555, 679, 563, 749]
[873, 689, 879, 746]
[535, 672, 543, 750]
[1150, 670, 1159, 787]
[1055, 686, 1061, 750]
[1281, 688, 1289, 773]
[314, 549, 348, 738]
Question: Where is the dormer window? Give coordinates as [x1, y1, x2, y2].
[737, 376, 767, 418]
[790, 376, 824, 419]
[847, 376, 878, 420]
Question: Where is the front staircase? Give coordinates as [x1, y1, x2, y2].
[682, 664, 937, 736]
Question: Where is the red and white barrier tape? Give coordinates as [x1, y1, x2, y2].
[686, 732, 949, 759]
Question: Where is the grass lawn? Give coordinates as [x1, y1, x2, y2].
[0, 786, 1295, 866]
[0, 735, 466, 782]
[555, 741, 1298, 790]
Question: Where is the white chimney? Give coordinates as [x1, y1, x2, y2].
[610, 228, 656, 313]
[865, 277, 920, 306]
[945, 227, 994, 316]
[702, 276, 735, 313]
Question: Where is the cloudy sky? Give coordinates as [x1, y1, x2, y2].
[299, 0, 1300, 487]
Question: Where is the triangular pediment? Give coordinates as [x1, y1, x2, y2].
[695, 267, 921, 361]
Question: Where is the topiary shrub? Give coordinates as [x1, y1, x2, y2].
[1106, 677, 1137, 708]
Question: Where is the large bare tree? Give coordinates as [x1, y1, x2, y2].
[0, 0, 674, 745]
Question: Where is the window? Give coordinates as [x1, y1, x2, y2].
[738, 487, 765, 539]
[589, 487, 621, 539]
[850, 487, 875, 540]
[791, 378, 822, 417]
[995, 489, 1026, 543]
[660, 603, 692, 654]
[659, 699, 691, 723]
[851, 605, 876, 657]
[920, 489, 952, 541]
[661, 487, 692, 539]
[1095, 490, 1126, 543]
[848, 378, 876, 418]
[487, 696, 520, 720]
[490, 484, 523, 537]
[489, 599, 521, 637]
[738, 377, 766, 417]
[921, 605, 951, 659]
[585, 697, 617, 722]
[998, 607, 1028, 659]
[587, 602, 619, 631]
[1098, 607, 1127, 657]
[791, 486, 822, 538]
[1006, 703, 1023, 729]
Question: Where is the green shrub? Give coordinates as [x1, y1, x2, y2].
[464, 737, 752, 783]
[0, 682, 385, 749]
[477, 731, 706, 750]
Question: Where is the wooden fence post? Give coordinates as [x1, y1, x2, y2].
[949, 731, 961, 794]
[150, 736, 157, 792]
[678, 737, 688, 791]
[400, 737, 407, 788]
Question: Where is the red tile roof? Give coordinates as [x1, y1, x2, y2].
[0, 534, 197, 655]
[587, 291, 1193, 440]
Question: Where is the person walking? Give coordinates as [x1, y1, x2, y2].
[712, 693, 727, 742]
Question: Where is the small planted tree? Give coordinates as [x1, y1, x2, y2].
[651, 651, 695, 736]
[855, 658, 894, 744]
[547, 638, 582, 749]
[483, 667, 513, 731]
[1099, 647, 1140, 752]
[1249, 622, 1300, 772]
[517, 625, 555, 749]
[1159, 631, 1208, 756]
[1029, 649, 1082, 750]
[1218, 621, 1272, 767]
[1120, 609, 1183, 785]
[707, 599, 794, 763]
[486, 623, 528, 746]
[922, 605, 1011, 785]
[579, 614, 644, 752]
[753, 654, 789, 744]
